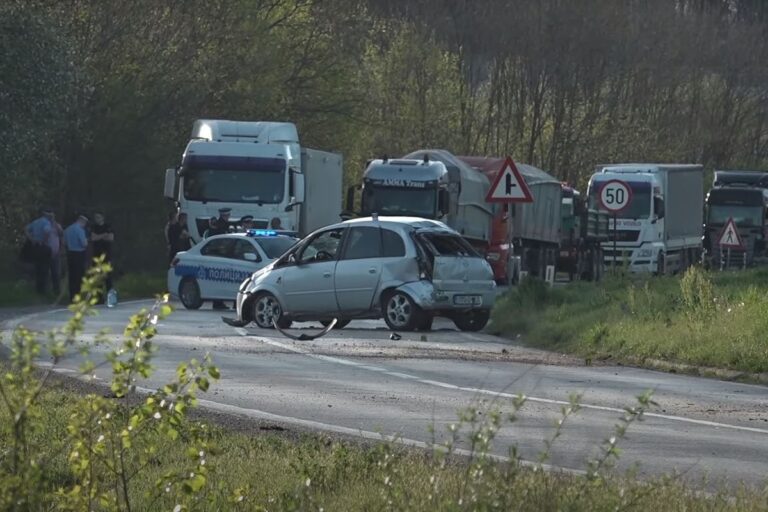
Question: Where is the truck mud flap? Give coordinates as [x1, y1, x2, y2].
[273, 318, 338, 341]
[221, 316, 249, 327]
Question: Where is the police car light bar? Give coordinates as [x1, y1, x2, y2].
[247, 229, 278, 237]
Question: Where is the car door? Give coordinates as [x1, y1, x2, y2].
[280, 227, 346, 315]
[197, 237, 237, 298]
[334, 226, 384, 314]
[225, 238, 263, 299]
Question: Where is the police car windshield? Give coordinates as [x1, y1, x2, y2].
[255, 237, 299, 259]
[183, 156, 285, 204]
[362, 187, 436, 217]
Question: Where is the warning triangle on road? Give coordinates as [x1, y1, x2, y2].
[717, 217, 745, 249]
[485, 156, 534, 203]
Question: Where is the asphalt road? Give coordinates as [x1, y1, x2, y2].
[3, 300, 768, 488]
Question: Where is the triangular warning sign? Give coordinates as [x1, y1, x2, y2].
[485, 157, 533, 203]
[717, 217, 745, 249]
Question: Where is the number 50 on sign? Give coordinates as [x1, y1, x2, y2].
[598, 179, 633, 213]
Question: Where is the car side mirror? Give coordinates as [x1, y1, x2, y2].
[243, 253, 259, 262]
[654, 196, 665, 219]
[285, 197, 296, 212]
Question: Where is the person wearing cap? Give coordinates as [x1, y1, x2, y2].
[202, 216, 218, 239]
[24, 207, 55, 294]
[270, 217, 283, 230]
[239, 215, 255, 232]
[208, 208, 231, 237]
[64, 214, 89, 301]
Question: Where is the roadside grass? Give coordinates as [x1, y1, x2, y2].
[2, 384, 766, 511]
[491, 267, 768, 374]
[116, 271, 167, 300]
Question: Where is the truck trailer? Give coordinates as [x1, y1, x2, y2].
[164, 119, 343, 243]
[459, 157, 562, 280]
[587, 163, 704, 274]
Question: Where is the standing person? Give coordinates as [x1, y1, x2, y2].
[64, 214, 89, 302]
[48, 212, 64, 298]
[24, 207, 54, 294]
[168, 212, 192, 262]
[164, 211, 178, 261]
[90, 211, 115, 297]
[270, 217, 283, 230]
[208, 208, 231, 236]
[239, 215, 255, 232]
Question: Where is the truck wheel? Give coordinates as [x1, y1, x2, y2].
[179, 278, 203, 310]
[383, 291, 422, 331]
[320, 319, 351, 329]
[452, 310, 490, 332]
[253, 293, 292, 329]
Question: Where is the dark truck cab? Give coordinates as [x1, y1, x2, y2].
[558, 185, 609, 281]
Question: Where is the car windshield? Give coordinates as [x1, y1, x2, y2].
[255, 237, 298, 259]
[590, 180, 651, 219]
[361, 186, 436, 217]
[182, 156, 285, 204]
[708, 205, 763, 226]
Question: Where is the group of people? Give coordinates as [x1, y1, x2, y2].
[165, 208, 285, 262]
[23, 208, 114, 302]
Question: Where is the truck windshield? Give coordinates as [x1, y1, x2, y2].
[361, 186, 436, 217]
[708, 205, 763, 227]
[182, 156, 285, 204]
[590, 181, 651, 219]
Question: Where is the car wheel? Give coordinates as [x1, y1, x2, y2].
[252, 293, 291, 329]
[452, 310, 490, 332]
[383, 291, 422, 331]
[320, 319, 351, 329]
[179, 278, 203, 310]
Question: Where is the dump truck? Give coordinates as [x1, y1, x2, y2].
[458, 157, 562, 281]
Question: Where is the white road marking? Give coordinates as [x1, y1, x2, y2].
[238, 329, 768, 436]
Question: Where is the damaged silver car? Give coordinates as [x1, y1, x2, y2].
[232, 216, 497, 332]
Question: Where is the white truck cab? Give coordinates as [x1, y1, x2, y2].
[587, 164, 703, 274]
[164, 120, 342, 243]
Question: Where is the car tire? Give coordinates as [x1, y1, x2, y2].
[382, 291, 422, 332]
[179, 278, 203, 310]
[320, 319, 351, 329]
[452, 310, 490, 332]
[252, 293, 292, 329]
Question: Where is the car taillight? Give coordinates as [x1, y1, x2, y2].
[170, 257, 179, 267]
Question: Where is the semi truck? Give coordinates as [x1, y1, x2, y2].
[558, 184, 609, 281]
[703, 170, 768, 268]
[164, 119, 343, 243]
[458, 157, 562, 281]
[587, 164, 704, 274]
[347, 149, 494, 250]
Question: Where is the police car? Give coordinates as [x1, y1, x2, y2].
[168, 230, 299, 309]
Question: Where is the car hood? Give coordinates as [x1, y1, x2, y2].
[431, 256, 495, 291]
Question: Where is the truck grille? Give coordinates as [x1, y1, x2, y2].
[607, 230, 640, 243]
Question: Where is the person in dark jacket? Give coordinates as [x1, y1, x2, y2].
[90, 211, 115, 297]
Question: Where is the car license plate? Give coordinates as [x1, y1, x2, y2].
[453, 295, 482, 306]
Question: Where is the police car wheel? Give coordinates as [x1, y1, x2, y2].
[253, 293, 291, 329]
[179, 278, 203, 310]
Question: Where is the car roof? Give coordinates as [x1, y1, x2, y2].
[337, 216, 455, 232]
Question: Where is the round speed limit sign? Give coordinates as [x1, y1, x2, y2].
[598, 179, 633, 213]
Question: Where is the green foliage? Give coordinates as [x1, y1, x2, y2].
[0, 260, 219, 510]
[491, 267, 768, 373]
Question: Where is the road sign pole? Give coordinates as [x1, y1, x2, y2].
[727, 248, 731, 270]
[505, 203, 512, 287]
[613, 214, 617, 273]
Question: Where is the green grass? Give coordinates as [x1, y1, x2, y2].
[3, 384, 766, 511]
[491, 267, 768, 374]
[115, 271, 167, 300]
